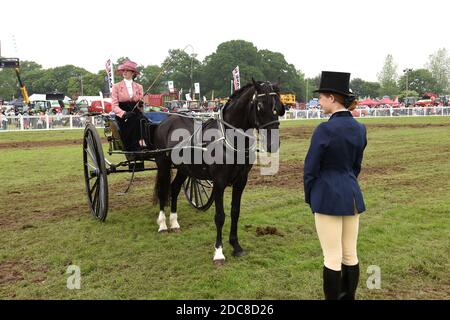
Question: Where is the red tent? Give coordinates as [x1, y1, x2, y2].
[378, 97, 396, 105]
[358, 98, 379, 106]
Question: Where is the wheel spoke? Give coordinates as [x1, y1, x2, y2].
[90, 178, 99, 195]
[96, 178, 102, 216]
[196, 180, 204, 207]
[189, 178, 194, 204]
[193, 179, 200, 207]
[85, 145, 98, 169]
[93, 178, 100, 212]
[86, 134, 99, 168]
[199, 183, 208, 202]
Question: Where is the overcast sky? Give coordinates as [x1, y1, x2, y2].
[1, 0, 449, 82]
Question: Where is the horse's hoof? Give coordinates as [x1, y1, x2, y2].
[158, 229, 168, 234]
[232, 250, 246, 257]
[213, 259, 225, 267]
[170, 228, 181, 233]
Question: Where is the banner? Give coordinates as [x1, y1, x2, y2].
[232, 66, 240, 91]
[168, 81, 174, 93]
[194, 82, 200, 94]
[105, 59, 115, 94]
[99, 91, 105, 112]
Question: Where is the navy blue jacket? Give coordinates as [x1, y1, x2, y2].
[304, 111, 367, 215]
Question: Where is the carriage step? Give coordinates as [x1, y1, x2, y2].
[129, 162, 145, 171]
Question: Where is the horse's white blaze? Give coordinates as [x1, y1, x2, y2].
[157, 211, 168, 232]
[170, 212, 180, 230]
[213, 246, 226, 261]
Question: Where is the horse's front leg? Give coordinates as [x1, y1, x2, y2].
[230, 173, 248, 257]
[213, 184, 226, 265]
[169, 171, 187, 232]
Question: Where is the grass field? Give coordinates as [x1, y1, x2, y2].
[0, 116, 449, 300]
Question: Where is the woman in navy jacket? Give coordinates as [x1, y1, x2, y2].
[304, 71, 367, 300]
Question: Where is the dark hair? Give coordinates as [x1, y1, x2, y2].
[323, 93, 358, 111]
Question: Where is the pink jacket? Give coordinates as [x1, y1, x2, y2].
[111, 80, 144, 118]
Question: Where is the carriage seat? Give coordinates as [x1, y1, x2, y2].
[144, 111, 169, 124]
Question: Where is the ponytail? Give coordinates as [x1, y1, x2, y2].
[344, 95, 358, 111]
[327, 93, 358, 111]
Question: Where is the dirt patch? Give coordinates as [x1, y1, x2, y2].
[365, 123, 447, 129]
[255, 226, 284, 237]
[0, 138, 107, 150]
[0, 259, 48, 286]
[358, 165, 406, 180]
[0, 175, 155, 230]
[280, 126, 314, 140]
[248, 162, 304, 189]
[248, 161, 407, 189]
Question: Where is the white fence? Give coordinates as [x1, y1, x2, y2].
[0, 115, 104, 132]
[0, 107, 449, 132]
[281, 106, 450, 120]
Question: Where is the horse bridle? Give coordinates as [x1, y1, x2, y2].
[251, 88, 281, 130]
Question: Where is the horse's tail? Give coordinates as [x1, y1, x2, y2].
[152, 160, 172, 206]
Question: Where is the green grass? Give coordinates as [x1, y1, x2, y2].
[0, 116, 449, 299]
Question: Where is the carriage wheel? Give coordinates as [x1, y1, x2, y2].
[183, 177, 214, 211]
[83, 123, 109, 221]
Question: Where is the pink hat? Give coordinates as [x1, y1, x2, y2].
[117, 60, 140, 75]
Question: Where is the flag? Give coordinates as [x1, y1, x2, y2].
[168, 81, 174, 93]
[105, 59, 115, 94]
[99, 91, 105, 113]
[194, 82, 200, 94]
[232, 66, 241, 91]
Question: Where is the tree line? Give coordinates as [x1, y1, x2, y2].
[0, 40, 448, 102]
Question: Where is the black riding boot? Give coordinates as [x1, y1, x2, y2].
[323, 266, 341, 300]
[340, 263, 360, 300]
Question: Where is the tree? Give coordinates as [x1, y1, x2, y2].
[362, 81, 381, 99]
[398, 90, 419, 100]
[140, 65, 165, 94]
[350, 78, 381, 98]
[304, 74, 321, 102]
[259, 49, 306, 101]
[350, 78, 365, 97]
[201, 40, 264, 97]
[426, 48, 450, 94]
[377, 54, 399, 97]
[398, 69, 436, 96]
[0, 60, 43, 100]
[0, 67, 17, 100]
[161, 49, 202, 95]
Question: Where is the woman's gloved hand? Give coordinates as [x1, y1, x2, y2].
[123, 111, 136, 122]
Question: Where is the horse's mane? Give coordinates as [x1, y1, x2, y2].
[229, 83, 255, 100]
[221, 82, 258, 111]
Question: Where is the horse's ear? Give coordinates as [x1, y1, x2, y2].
[252, 77, 261, 91]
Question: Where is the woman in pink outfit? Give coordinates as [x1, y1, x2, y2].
[111, 60, 146, 151]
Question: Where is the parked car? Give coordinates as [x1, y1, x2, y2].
[89, 100, 112, 113]
[351, 106, 369, 117]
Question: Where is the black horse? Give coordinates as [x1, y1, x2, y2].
[152, 79, 285, 264]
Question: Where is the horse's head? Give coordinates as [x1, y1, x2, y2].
[250, 78, 284, 153]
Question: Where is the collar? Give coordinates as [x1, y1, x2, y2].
[329, 110, 352, 120]
[123, 79, 133, 85]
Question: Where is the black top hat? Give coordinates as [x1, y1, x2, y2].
[314, 71, 354, 97]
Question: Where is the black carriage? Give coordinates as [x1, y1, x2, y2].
[82, 112, 214, 221]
